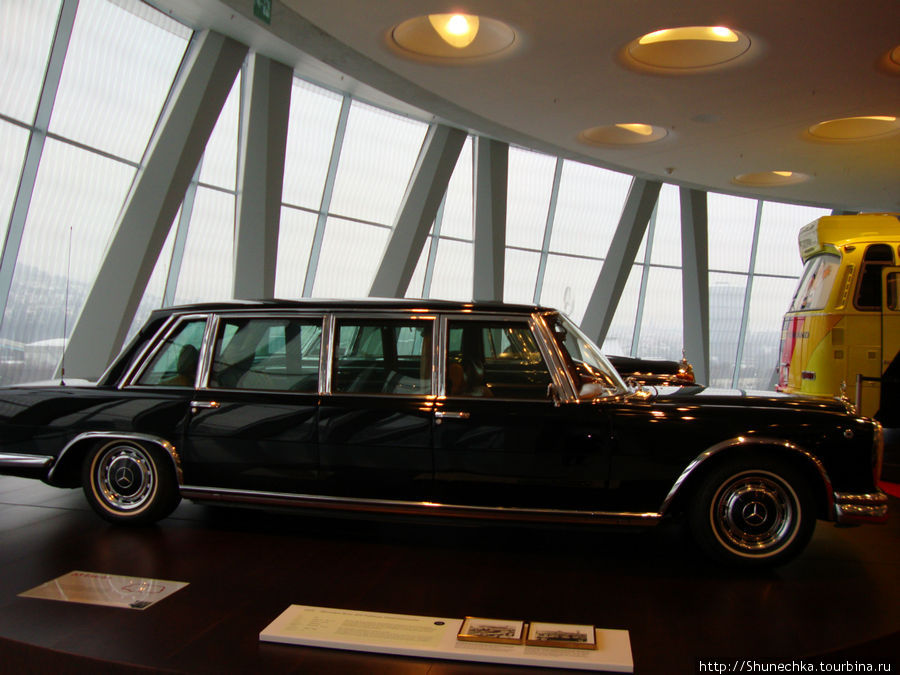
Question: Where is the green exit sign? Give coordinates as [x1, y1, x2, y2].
[253, 0, 271, 24]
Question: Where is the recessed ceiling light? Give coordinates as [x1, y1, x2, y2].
[624, 25, 751, 72]
[733, 171, 811, 187]
[877, 44, 900, 75]
[391, 14, 516, 60]
[807, 116, 900, 142]
[579, 123, 668, 146]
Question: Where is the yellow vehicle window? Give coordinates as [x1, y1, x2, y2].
[854, 244, 895, 311]
[788, 254, 840, 312]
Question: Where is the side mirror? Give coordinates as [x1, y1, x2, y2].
[547, 382, 561, 407]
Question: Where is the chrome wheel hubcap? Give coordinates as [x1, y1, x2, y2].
[95, 444, 155, 511]
[712, 470, 797, 556]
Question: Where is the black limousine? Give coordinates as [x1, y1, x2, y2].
[0, 299, 888, 566]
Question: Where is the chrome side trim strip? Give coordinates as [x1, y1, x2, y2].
[50, 431, 182, 484]
[179, 485, 663, 527]
[0, 453, 54, 469]
[658, 436, 835, 517]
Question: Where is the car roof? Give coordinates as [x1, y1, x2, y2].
[148, 298, 553, 319]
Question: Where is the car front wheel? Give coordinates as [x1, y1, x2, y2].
[688, 459, 815, 566]
[82, 440, 180, 525]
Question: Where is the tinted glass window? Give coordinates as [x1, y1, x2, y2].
[333, 319, 432, 395]
[446, 321, 552, 399]
[136, 319, 206, 387]
[855, 244, 895, 311]
[209, 317, 322, 392]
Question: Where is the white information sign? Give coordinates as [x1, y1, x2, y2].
[260, 605, 633, 672]
[19, 570, 188, 610]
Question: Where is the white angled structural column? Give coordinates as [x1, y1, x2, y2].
[580, 178, 662, 345]
[233, 54, 293, 301]
[473, 137, 508, 302]
[680, 187, 710, 384]
[61, 31, 248, 380]
[369, 125, 467, 298]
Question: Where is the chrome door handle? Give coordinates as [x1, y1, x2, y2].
[435, 411, 470, 420]
[190, 400, 220, 412]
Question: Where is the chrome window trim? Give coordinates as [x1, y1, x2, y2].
[179, 484, 663, 527]
[437, 312, 567, 402]
[117, 314, 179, 388]
[328, 311, 438, 398]
[198, 312, 328, 394]
[122, 313, 210, 389]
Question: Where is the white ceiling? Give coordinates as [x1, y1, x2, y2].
[157, 0, 900, 212]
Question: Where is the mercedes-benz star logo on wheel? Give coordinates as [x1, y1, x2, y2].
[741, 501, 767, 526]
[115, 466, 134, 488]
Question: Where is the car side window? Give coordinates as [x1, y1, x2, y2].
[333, 319, 432, 395]
[855, 244, 895, 311]
[136, 319, 206, 387]
[446, 321, 552, 399]
[209, 317, 322, 392]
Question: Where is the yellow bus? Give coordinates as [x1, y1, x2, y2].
[777, 213, 900, 426]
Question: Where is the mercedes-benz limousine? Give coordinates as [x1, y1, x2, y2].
[0, 299, 888, 566]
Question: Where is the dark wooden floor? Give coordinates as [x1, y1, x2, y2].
[0, 476, 897, 674]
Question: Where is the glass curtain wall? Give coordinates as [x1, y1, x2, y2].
[0, 0, 832, 389]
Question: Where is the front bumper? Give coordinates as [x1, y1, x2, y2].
[834, 491, 889, 524]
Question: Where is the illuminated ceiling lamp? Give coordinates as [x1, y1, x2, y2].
[733, 171, 811, 187]
[877, 44, 900, 75]
[391, 13, 516, 60]
[579, 123, 668, 146]
[624, 25, 751, 72]
[807, 116, 900, 142]
[428, 13, 480, 48]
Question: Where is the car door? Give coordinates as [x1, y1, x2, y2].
[317, 314, 435, 501]
[181, 314, 322, 494]
[432, 316, 612, 511]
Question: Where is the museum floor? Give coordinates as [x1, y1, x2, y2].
[0, 474, 898, 674]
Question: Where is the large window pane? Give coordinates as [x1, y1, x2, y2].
[709, 272, 748, 387]
[0, 0, 59, 124]
[49, 0, 190, 162]
[329, 102, 428, 225]
[0, 139, 135, 383]
[0, 122, 30, 243]
[282, 79, 343, 211]
[540, 253, 602, 323]
[440, 138, 473, 240]
[429, 238, 473, 301]
[708, 192, 757, 273]
[198, 73, 240, 190]
[650, 184, 681, 267]
[754, 202, 830, 277]
[173, 188, 235, 304]
[507, 147, 555, 250]
[739, 276, 798, 390]
[636, 267, 683, 360]
[602, 264, 643, 355]
[550, 162, 632, 259]
[274, 207, 317, 299]
[313, 217, 389, 297]
[504, 248, 540, 305]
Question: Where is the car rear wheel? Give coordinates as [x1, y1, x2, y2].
[82, 440, 180, 525]
[688, 458, 815, 566]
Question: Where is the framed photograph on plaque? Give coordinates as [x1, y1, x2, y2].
[457, 617, 525, 645]
[525, 621, 597, 650]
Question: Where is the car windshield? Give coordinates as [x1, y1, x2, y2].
[546, 312, 626, 399]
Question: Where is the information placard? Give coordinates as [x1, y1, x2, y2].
[260, 605, 633, 672]
[19, 570, 188, 610]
